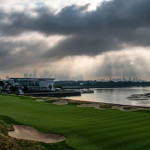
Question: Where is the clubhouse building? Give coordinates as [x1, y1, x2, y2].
[9, 78, 55, 91]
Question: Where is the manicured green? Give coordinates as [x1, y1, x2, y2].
[0, 94, 150, 150]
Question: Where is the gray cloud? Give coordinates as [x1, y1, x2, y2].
[0, 0, 150, 77]
[0, 38, 49, 71]
[85, 52, 150, 80]
[1, 0, 150, 57]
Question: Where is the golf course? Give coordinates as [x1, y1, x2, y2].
[0, 94, 150, 150]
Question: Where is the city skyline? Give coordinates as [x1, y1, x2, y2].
[0, 67, 148, 81]
[2, 68, 148, 82]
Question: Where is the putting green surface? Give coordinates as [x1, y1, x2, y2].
[0, 94, 150, 150]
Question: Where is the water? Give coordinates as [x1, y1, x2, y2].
[67, 87, 150, 107]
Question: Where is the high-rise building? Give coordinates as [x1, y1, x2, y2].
[6, 76, 9, 80]
[29, 74, 32, 78]
[24, 73, 28, 78]
[33, 69, 37, 78]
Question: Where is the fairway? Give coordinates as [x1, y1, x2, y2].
[0, 94, 150, 150]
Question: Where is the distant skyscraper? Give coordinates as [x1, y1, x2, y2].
[24, 73, 28, 78]
[29, 74, 32, 78]
[33, 69, 37, 78]
[6, 76, 9, 80]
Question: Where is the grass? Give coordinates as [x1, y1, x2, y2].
[0, 116, 74, 150]
[0, 115, 43, 150]
[0, 94, 150, 149]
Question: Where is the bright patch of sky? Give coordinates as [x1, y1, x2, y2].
[0, 0, 111, 12]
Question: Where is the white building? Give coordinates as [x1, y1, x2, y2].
[9, 78, 55, 91]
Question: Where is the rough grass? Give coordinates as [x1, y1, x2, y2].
[0, 115, 74, 150]
[0, 94, 150, 149]
[0, 116, 43, 150]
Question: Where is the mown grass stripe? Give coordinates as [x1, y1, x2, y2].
[1, 94, 150, 150]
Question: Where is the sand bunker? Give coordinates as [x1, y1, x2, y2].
[112, 105, 141, 111]
[36, 99, 46, 102]
[36, 97, 61, 102]
[53, 100, 68, 105]
[8, 125, 65, 143]
[77, 103, 141, 111]
[77, 103, 100, 109]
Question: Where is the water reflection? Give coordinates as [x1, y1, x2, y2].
[67, 87, 150, 107]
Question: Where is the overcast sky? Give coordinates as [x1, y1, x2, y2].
[0, 0, 150, 80]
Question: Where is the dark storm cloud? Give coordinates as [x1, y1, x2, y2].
[0, 0, 150, 70]
[1, 0, 150, 57]
[0, 39, 49, 71]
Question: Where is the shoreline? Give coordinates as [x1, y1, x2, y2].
[67, 98, 150, 109]
[35, 96, 150, 109]
[2, 93, 150, 110]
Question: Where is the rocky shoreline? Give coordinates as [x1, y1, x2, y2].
[35, 96, 150, 111]
[127, 93, 150, 101]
